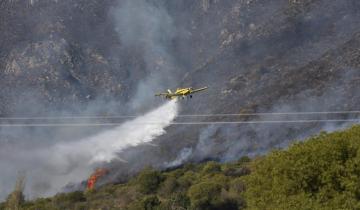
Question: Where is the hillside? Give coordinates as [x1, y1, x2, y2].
[2, 125, 360, 210]
[1, 0, 360, 200]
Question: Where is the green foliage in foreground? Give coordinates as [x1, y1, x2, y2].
[244, 126, 360, 210]
[3, 160, 248, 210]
[2, 125, 360, 210]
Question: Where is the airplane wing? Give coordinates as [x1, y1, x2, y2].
[155, 93, 180, 97]
[155, 93, 170, 97]
[190, 87, 208, 94]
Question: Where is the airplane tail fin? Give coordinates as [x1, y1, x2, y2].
[167, 89, 172, 94]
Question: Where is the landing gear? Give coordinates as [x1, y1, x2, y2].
[190, 95, 193, 98]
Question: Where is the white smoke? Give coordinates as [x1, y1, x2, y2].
[164, 147, 193, 168]
[0, 100, 178, 199]
[111, 0, 178, 111]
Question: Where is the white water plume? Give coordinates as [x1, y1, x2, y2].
[49, 100, 178, 165]
[0, 100, 178, 199]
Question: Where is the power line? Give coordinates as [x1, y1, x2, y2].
[0, 110, 360, 120]
[0, 119, 358, 127]
[177, 111, 360, 117]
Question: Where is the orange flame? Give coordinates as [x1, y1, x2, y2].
[87, 168, 109, 190]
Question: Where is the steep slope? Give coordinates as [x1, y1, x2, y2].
[0, 0, 360, 199]
[3, 125, 360, 209]
[105, 0, 360, 180]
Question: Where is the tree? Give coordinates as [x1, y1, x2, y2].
[187, 181, 222, 210]
[202, 162, 221, 174]
[5, 173, 25, 210]
[244, 126, 360, 210]
[137, 167, 164, 194]
[128, 195, 161, 210]
[142, 195, 161, 210]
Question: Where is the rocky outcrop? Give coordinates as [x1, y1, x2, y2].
[1, 0, 360, 195]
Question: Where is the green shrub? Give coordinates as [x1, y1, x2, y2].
[229, 178, 246, 194]
[12, 125, 360, 210]
[223, 166, 251, 177]
[177, 171, 196, 191]
[159, 176, 178, 196]
[202, 162, 221, 174]
[74, 202, 87, 210]
[137, 168, 164, 194]
[128, 195, 161, 210]
[237, 156, 251, 165]
[244, 126, 360, 210]
[187, 181, 223, 210]
[157, 193, 190, 210]
[141, 195, 161, 210]
[22, 198, 55, 210]
[54, 191, 86, 203]
[213, 197, 238, 210]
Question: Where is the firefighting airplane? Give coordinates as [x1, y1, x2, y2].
[155, 87, 208, 100]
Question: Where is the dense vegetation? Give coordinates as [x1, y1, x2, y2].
[244, 125, 360, 210]
[2, 125, 360, 210]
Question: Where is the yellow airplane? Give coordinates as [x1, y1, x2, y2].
[155, 87, 208, 100]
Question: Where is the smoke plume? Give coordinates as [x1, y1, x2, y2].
[0, 100, 178, 199]
[111, 0, 179, 111]
[0, 0, 180, 200]
[1, 0, 360, 202]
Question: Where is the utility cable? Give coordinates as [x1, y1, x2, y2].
[0, 119, 358, 127]
[0, 110, 360, 120]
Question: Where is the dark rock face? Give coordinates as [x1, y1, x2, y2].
[2, 0, 357, 115]
[1, 0, 360, 198]
[107, 0, 360, 181]
[0, 0, 123, 114]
